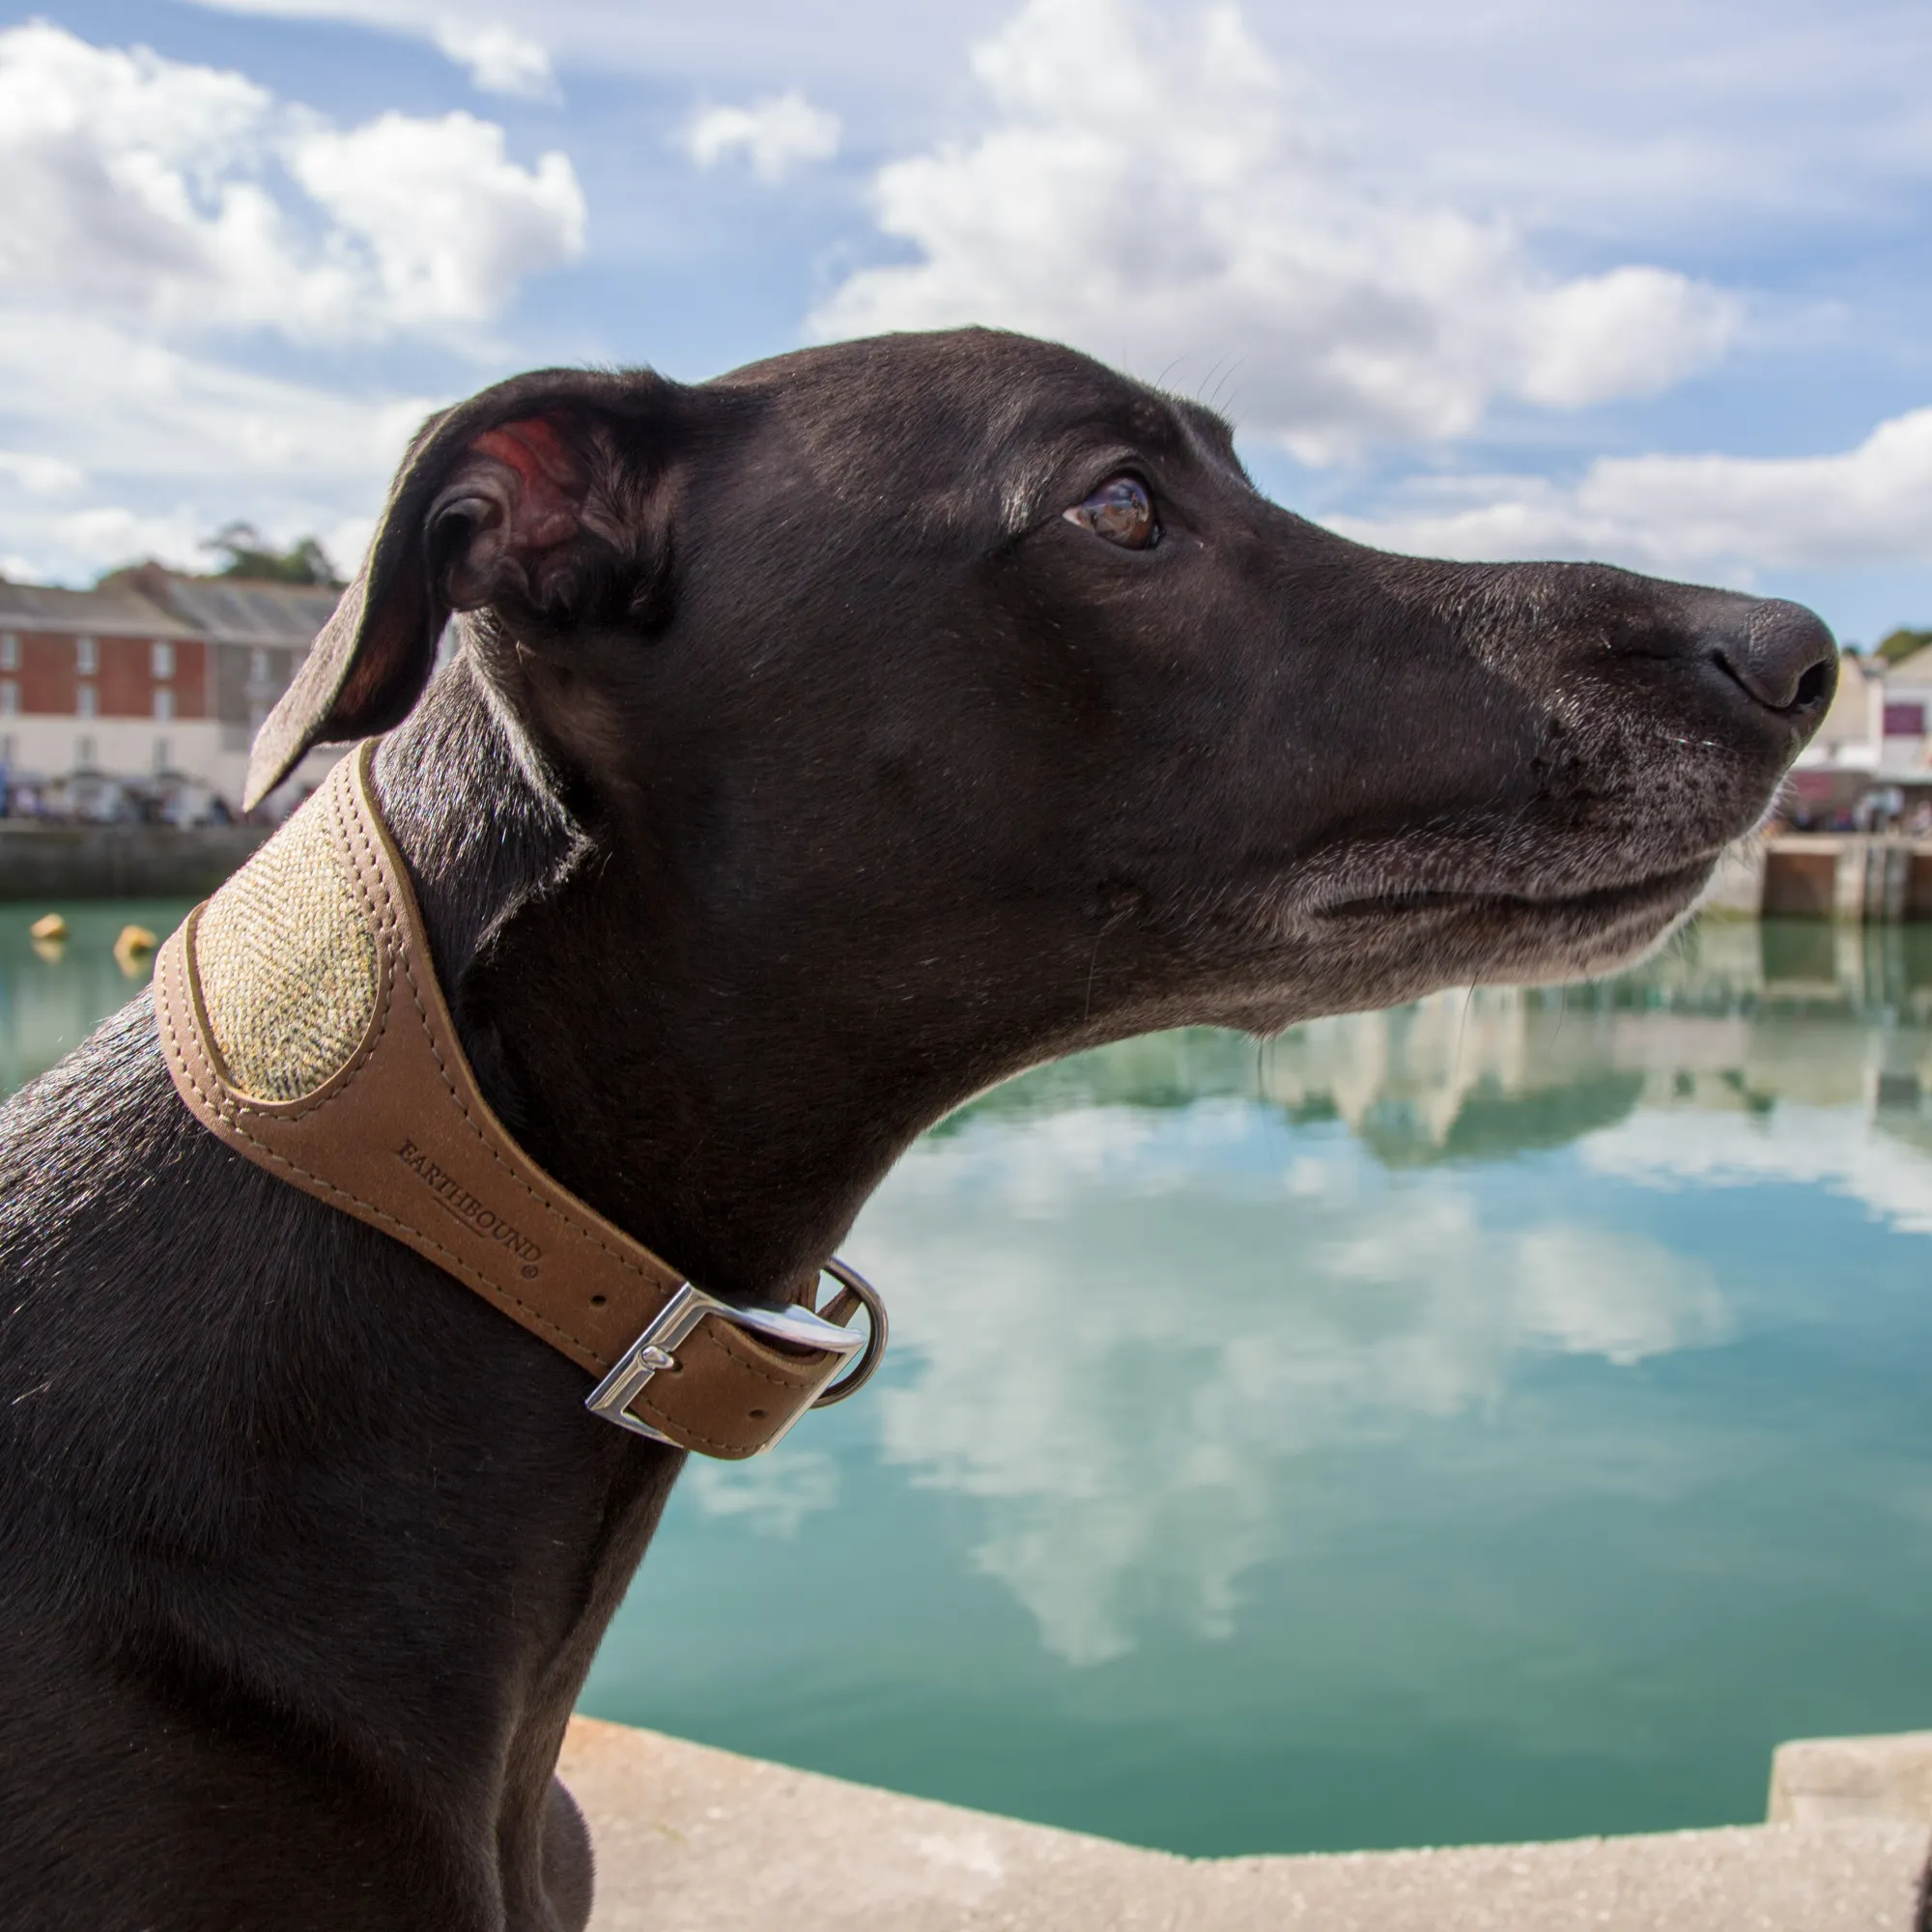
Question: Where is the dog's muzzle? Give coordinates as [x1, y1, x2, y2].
[153, 741, 887, 1459]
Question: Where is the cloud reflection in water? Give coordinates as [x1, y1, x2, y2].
[843, 1104, 1727, 1664]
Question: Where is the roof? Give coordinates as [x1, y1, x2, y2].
[1886, 643, 1932, 688]
[0, 580, 196, 639]
[137, 572, 342, 649]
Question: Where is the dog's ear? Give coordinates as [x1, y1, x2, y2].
[244, 368, 674, 809]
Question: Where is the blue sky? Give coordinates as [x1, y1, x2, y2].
[5, 0, 1931, 643]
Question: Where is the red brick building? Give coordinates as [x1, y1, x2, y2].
[0, 582, 207, 786]
[0, 572, 343, 813]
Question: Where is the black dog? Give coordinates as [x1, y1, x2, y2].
[0, 329, 1832, 1930]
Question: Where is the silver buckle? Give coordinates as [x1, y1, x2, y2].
[584, 1261, 885, 1452]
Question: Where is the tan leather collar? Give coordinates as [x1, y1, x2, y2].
[155, 742, 884, 1460]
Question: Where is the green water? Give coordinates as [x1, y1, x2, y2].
[0, 898, 193, 1093]
[8, 908, 1932, 1856]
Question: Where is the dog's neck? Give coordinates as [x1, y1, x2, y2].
[371, 657, 1044, 1306]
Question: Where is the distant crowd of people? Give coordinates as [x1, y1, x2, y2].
[0, 768, 237, 827]
[1777, 788, 1932, 837]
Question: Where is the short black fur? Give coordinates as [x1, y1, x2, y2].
[0, 329, 1833, 1929]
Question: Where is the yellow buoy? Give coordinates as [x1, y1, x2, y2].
[113, 923, 158, 976]
[29, 912, 67, 962]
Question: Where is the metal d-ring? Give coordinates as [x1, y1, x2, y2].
[810, 1257, 888, 1407]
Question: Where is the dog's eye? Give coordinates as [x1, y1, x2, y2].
[1063, 474, 1159, 549]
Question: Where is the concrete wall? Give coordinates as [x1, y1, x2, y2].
[0, 821, 267, 899]
[1707, 837, 1932, 920]
[559, 1718, 1932, 1932]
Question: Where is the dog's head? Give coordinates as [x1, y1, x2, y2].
[254, 327, 1831, 1087]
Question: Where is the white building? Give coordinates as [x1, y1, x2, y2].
[1788, 646, 1932, 822]
[1882, 644, 1932, 777]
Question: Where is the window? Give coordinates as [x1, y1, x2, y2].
[74, 636, 98, 675]
[153, 687, 175, 722]
[75, 735, 94, 767]
[75, 683, 97, 720]
[152, 639, 174, 680]
[153, 737, 171, 773]
[1884, 702, 1925, 737]
[0, 682, 15, 717]
[249, 648, 270, 683]
[0, 633, 17, 671]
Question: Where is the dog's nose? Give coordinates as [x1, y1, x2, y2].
[1709, 598, 1837, 717]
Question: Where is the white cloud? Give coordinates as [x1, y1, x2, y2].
[0, 453, 85, 498]
[1329, 405, 1932, 575]
[0, 311, 431, 479]
[683, 92, 841, 184]
[189, 0, 975, 101]
[180, 1, 1932, 249]
[430, 18, 555, 98]
[813, 0, 1738, 461]
[0, 308, 432, 580]
[1518, 268, 1739, 411]
[0, 22, 583, 347]
[180, 1, 562, 98]
[290, 113, 584, 332]
[0, 22, 588, 583]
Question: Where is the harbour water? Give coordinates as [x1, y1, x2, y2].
[8, 907, 1931, 1857]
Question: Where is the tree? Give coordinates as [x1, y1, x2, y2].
[202, 522, 344, 588]
[1874, 626, 1932, 666]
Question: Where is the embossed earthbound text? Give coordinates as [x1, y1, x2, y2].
[395, 1138, 543, 1267]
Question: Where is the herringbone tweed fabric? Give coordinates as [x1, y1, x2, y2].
[195, 793, 378, 1102]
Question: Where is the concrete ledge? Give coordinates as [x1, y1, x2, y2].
[1772, 1731, 1932, 1828]
[561, 1718, 1932, 1931]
